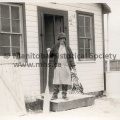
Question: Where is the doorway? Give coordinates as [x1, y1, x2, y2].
[38, 7, 69, 93]
[44, 14, 64, 92]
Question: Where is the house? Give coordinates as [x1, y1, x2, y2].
[0, 2, 111, 113]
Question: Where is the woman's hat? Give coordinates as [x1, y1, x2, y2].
[58, 32, 67, 40]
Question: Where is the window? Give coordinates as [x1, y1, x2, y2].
[77, 11, 95, 61]
[0, 3, 25, 58]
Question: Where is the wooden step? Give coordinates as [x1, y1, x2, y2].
[37, 93, 95, 112]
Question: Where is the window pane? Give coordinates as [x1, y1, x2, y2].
[12, 20, 20, 33]
[11, 35, 20, 46]
[12, 47, 20, 55]
[85, 17, 90, 27]
[86, 27, 91, 37]
[1, 19, 10, 32]
[0, 47, 10, 56]
[78, 15, 84, 27]
[0, 34, 10, 46]
[79, 27, 85, 37]
[78, 13, 94, 60]
[79, 39, 84, 48]
[85, 17, 91, 37]
[85, 49, 90, 58]
[79, 49, 84, 58]
[1, 5, 10, 18]
[85, 39, 90, 48]
[11, 6, 19, 19]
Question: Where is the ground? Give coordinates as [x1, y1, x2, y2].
[1, 97, 120, 120]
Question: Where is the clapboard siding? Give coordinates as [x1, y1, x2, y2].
[27, 32, 38, 37]
[18, 3, 104, 102]
[24, 90, 40, 102]
[26, 27, 38, 33]
[82, 78, 104, 84]
[26, 16, 37, 22]
[26, 21, 38, 27]
[19, 69, 40, 76]
[62, 3, 102, 11]
[26, 10, 37, 16]
[24, 91, 40, 98]
[95, 42, 103, 46]
[25, 4, 37, 11]
[28, 42, 38, 48]
[84, 83, 104, 89]
[76, 67, 103, 72]
[27, 48, 39, 53]
[22, 80, 40, 87]
[85, 86, 104, 93]
[23, 85, 40, 92]
[26, 58, 39, 63]
[21, 74, 39, 79]
[27, 37, 38, 43]
[27, 3, 102, 16]
[69, 25, 102, 33]
[79, 72, 103, 77]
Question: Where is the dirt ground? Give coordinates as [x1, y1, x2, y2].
[1, 97, 120, 120]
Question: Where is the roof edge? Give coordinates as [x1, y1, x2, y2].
[101, 3, 111, 14]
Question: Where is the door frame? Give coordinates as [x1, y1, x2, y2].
[37, 6, 69, 93]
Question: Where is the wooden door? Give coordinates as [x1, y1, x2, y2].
[38, 7, 69, 93]
[43, 14, 64, 92]
[0, 64, 26, 113]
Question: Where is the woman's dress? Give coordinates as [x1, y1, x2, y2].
[53, 44, 71, 85]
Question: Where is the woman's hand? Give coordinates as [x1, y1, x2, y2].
[72, 67, 77, 74]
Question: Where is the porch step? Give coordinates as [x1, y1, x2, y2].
[37, 93, 95, 112]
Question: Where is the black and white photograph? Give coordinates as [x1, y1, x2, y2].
[0, 0, 120, 120]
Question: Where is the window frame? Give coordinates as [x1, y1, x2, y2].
[0, 2, 27, 63]
[76, 10, 95, 61]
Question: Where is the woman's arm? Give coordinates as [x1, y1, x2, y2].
[50, 46, 55, 58]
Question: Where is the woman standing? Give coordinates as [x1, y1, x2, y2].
[50, 32, 76, 100]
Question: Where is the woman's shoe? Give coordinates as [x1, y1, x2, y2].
[62, 96, 69, 100]
[51, 96, 58, 100]
[62, 92, 69, 100]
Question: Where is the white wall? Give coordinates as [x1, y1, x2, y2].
[20, 3, 104, 102]
[106, 72, 120, 99]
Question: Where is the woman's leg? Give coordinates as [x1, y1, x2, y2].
[51, 85, 59, 100]
[62, 84, 68, 99]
